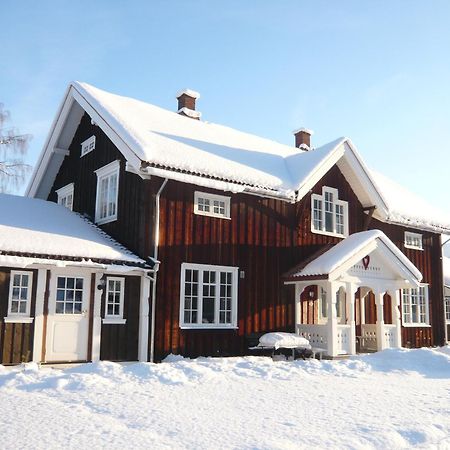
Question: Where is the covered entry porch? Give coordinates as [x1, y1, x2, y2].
[284, 230, 423, 357]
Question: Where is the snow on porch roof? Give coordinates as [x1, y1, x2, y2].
[286, 230, 422, 282]
[0, 194, 145, 266]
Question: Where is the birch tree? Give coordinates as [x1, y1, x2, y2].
[0, 103, 32, 192]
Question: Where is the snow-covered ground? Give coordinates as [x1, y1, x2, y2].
[0, 348, 449, 449]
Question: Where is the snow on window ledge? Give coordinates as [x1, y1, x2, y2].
[4, 316, 34, 324]
[102, 318, 126, 325]
[402, 323, 431, 328]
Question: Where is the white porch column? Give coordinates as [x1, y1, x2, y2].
[138, 276, 151, 362]
[346, 282, 358, 355]
[392, 289, 402, 348]
[375, 290, 386, 351]
[91, 272, 103, 362]
[326, 282, 338, 357]
[32, 268, 48, 363]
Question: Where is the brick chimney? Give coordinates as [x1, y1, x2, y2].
[176, 89, 201, 120]
[293, 127, 313, 150]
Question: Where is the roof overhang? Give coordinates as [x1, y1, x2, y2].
[284, 230, 422, 288]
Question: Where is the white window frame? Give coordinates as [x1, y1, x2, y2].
[404, 231, 423, 250]
[179, 263, 238, 329]
[56, 183, 74, 211]
[81, 135, 96, 157]
[401, 284, 430, 327]
[194, 191, 231, 219]
[318, 287, 328, 324]
[311, 186, 348, 238]
[103, 277, 126, 325]
[5, 271, 34, 323]
[95, 160, 120, 225]
[445, 296, 450, 322]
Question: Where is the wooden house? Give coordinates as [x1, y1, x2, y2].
[2, 81, 448, 364]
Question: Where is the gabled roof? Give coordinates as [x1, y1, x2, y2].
[285, 230, 422, 285]
[0, 194, 144, 267]
[26, 82, 450, 233]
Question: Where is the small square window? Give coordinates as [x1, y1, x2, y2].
[194, 192, 230, 219]
[404, 232, 423, 250]
[81, 135, 96, 157]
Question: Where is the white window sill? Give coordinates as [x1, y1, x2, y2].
[180, 325, 238, 330]
[404, 245, 424, 251]
[194, 210, 231, 220]
[102, 318, 126, 325]
[4, 316, 34, 324]
[311, 228, 347, 239]
[402, 323, 431, 328]
[96, 216, 118, 226]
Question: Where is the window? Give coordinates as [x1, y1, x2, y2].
[56, 183, 74, 211]
[311, 187, 348, 237]
[445, 296, 450, 322]
[56, 277, 84, 314]
[95, 160, 120, 224]
[6, 271, 33, 323]
[194, 191, 230, 219]
[402, 285, 430, 326]
[404, 232, 423, 250]
[103, 277, 126, 324]
[180, 263, 238, 328]
[336, 287, 346, 323]
[81, 135, 96, 157]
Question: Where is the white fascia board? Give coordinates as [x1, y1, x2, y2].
[26, 85, 74, 197]
[70, 87, 143, 171]
[328, 240, 378, 281]
[342, 140, 389, 216]
[295, 142, 346, 202]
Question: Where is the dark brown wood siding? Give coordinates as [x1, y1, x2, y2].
[100, 276, 141, 361]
[0, 268, 37, 364]
[47, 113, 154, 258]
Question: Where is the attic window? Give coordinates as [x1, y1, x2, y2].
[56, 183, 74, 211]
[404, 232, 423, 250]
[81, 135, 96, 157]
[311, 187, 348, 238]
[194, 191, 230, 219]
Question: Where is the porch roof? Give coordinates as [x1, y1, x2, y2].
[284, 229, 422, 284]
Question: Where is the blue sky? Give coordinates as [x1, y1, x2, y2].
[2, 1, 450, 220]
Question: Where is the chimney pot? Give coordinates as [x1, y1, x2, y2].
[293, 127, 313, 150]
[176, 89, 201, 119]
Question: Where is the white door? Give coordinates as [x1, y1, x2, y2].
[45, 272, 90, 362]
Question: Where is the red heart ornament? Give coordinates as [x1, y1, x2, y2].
[362, 255, 370, 270]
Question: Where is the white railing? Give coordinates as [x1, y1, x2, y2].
[337, 325, 351, 355]
[383, 324, 397, 348]
[360, 324, 377, 351]
[296, 324, 328, 348]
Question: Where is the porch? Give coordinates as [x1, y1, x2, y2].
[293, 282, 401, 357]
[283, 230, 423, 357]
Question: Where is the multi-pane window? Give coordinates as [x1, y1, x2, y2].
[445, 296, 450, 322]
[194, 191, 230, 219]
[180, 263, 238, 328]
[81, 135, 96, 157]
[56, 277, 84, 314]
[56, 183, 74, 211]
[95, 160, 120, 224]
[402, 285, 429, 326]
[105, 277, 125, 321]
[319, 287, 328, 321]
[8, 271, 32, 316]
[311, 187, 348, 237]
[404, 232, 423, 250]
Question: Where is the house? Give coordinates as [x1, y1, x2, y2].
[2, 81, 448, 364]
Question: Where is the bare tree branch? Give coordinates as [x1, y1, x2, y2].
[0, 103, 32, 193]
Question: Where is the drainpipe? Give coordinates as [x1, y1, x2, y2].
[149, 178, 168, 363]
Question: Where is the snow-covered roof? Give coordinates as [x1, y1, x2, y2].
[287, 230, 422, 283]
[26, 82, 450, 233]
[371, 172, 450, 233]
[0, 194, 144, 266]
